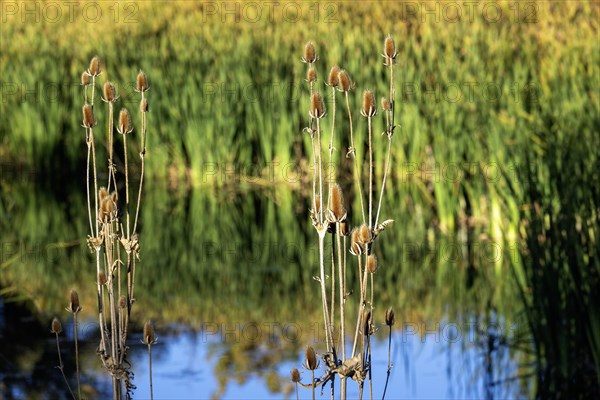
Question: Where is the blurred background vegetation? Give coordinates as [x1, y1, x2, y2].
[1, 0, 598, 398]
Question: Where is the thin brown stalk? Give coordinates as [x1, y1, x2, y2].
[345, 92, 366, 224]
[73, 313, 81, 400]
[368, 116, 373, 229]
[133, 92, 147, 234]
[54, 332, 76, 400]
[336, 223, 347, 398]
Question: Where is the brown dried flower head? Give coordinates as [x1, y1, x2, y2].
[381, 97, 391, 111]
[361, 89, 377, 117]
[309, 92, 325, 119]
[291, 368, 301, 383]
[103, 82, 117, 102]
[367, 253, 378, 273]
[302, 41, 317, 63]
[117, 108, 133, 134]
[98, 271, 107, 285]
[384, 34, 397, 63]
[88, 56, 101, 77]
[140, 97, 149, 113]
[143, 320, 156, 345]
[363, 309, 372, 336]
[385, 307, 395, 326]
[338, 69, 352, 92]
[68, 289, 81, 313]
[327, 65, 340, 87]
[81, 71, 91, 86]
[99, 191, 117, 222]
[328, 183, 347, 222]
[350, 228, 363, 255]
[51, 317, 62, 334]
[306, 66, 317, 84]
[136, 70, 149, 92]
[358, 223, 372, 244]
[82, 104, 96, 128]
[305, 346, 318, 370]
[99, 187, 109, 201]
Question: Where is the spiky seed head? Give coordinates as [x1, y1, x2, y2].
[136, 70, 149, 92]
[103, 82, 117, 102]
[99, 192, 117, 222]
[338, 69, 352, 92]
[327, 65, 340, 87]
[385, 307, 395, 326]
[99, 187, 109, 201]
[305, 346, 318, 370]
[118, 108, 132, 134]
[363, 310, 372, 336]
[119, 295, 127, 309]
[51, 317, 62, 334]
[358, 224, 372, 244]
[329, 183, 346, 221]
[81, 71, 91, 86]
[309, 92, 325, 119]
[88, 56, 101, 76]
[98, 271, 107, 285]
[291, 368, 301, 383]
[384, 34, 397, 62]
[350, 228, 362, 255]
[313, 194, 321, 216]
[303, 41, 317, 63]
[143, 320, 156, 345]
[362, 89, 377, 117]
[140, 97, 149, 113]
[69, 289, 81, 313]
[306, 66, 317, 84]
[82, 104, 96, 128]
[381, 97, 391, 111]
[367, 253, 378, 273]
[340, 220, 350, 236]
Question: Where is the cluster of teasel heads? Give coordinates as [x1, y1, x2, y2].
[294, 35, 397, 400]
[51, 56, 152, 400]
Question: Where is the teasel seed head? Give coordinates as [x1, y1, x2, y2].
[306, 66, 317, 84]
[102, 82, 117, 103]
[143, 320, 156, 345]
[367, 253, 378, 273]
[350, 228, 363, 255]
[328, 183, 347, 222]
[302, 41, 317, 63]
[68, 289, 81, 313]
[361, 89, 377, 117]
[136, 70, 149, 92]
[51, 317, 62, 334]
[309, 92, 326, 119]
[88, 56, 101, 77]
[338, 69, 353, 92]
[381, 97, 391, 111]
[291, 368, 301, 383]
[358, 223, 372, 244]
[117, 108, 133, 134]
[327, 65, 340, 87]
[305, 346, 318, 370]
[98, 271, 107, 285]
[99, 191, 117, 222]
[82, 104, 96, 128]
[140, 97, 149, 113]
[119, 295, 127, 309]
[385, 307, 395, 326]
[384, 34, 397, 64]
[99, 187, 109, 201]
[363, 309, 372, 336]
[81, 71, 91, 86]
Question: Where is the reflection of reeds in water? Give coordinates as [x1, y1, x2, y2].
[53, 56, 151, 399]
[293, 35, 398, 400]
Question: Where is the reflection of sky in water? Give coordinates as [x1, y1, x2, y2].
[126, 324, 524, 399]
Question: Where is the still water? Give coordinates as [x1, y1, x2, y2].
[0, 180, 532, 398]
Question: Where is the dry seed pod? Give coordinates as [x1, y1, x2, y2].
[340, 220, 350, 236]
[362, 310, 372, 336]
[98, 271, 107, 285]
[358, 224, 372, 244]
[81, 71, 91, 86]
[384, 34, 397, 62]
[302, 41, 317, 63]
[327, 65, 340, 87]
[305, 346, 318, 370]
[117, 108, 133, 134]
[350, 228, 362, 255]
[136, 70, 149, 92]
[291, 368, 301, 383]
[361, 89, 377, 117]
[385, 307, 395, 326]
[99, 187, 109, 201]
[367, 253, 378, 273]
[328, 183, 346, 221]
[143, 320, 156, 345]
[338, 69, 352, 92]
[309, 92, 325, 119]
[88, 56, 101, 77]
[82, 104, 96, 128]
[306, 66, 317, 83]
[51, 317, 62, 334]
[69, 289, 81, 313]
[381, 97, 391, 111]
[103, 82, 117, 102]
[140, 97, 149, 113]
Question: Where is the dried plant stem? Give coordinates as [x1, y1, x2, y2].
[351, 254, 370, 357]
[375, 62, 395, 227]
[318, 231, 333, 350]
[382, 325, 392, 400]
[85, 131, 94, 235]
[148, 344, 154, 400]
[330, 236, 335, 336]
[123, 134, 131, 238]
[317, 118, 324, 224]
[311, 369, 316, 400]
[345, 92, 366, 224]
[327, 86, 336, 205]
[54, 333, 76, 400]
[375, 137, 392, 228]
[336, 224, 347, 398]
[368, 116, 373, 229]
[73, 313, 81, 400]
[133, 91, 147, 234]
[107, 102, 116, 192]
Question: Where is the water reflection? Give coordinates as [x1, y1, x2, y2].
[0, 180, 532, 398]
